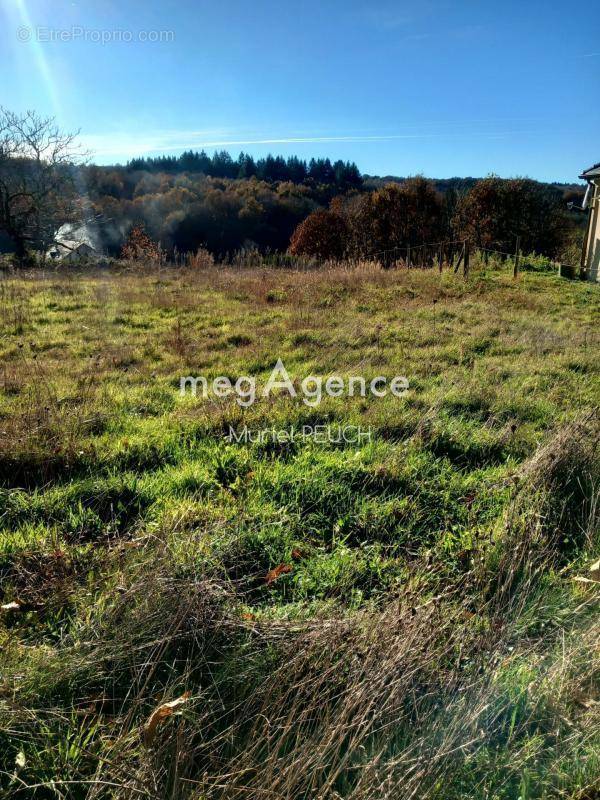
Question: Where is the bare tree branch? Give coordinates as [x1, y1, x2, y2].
[0, 107, 88, 265]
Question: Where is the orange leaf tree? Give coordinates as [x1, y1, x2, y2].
[288, 210, 350, 260]
[121, 225, 161, 262]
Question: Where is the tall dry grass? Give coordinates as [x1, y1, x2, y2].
[12, 416, 593, 800]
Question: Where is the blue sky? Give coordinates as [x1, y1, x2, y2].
[1, 0, 598, 181]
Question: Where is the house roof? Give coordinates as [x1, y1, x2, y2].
[54, 223, 100, 250]
[580, 162, 600, 179]
[47, 223, 101, 260]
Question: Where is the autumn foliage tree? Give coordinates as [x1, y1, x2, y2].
[451, 177, 504, 250]
[353, 178, 445, 255]
[291, 178, 446, 259]
[288, 209, 350, 259]
[452, 177, 569, 255]
[120, 224, 162, 262]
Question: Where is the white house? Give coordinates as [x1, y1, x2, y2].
[47, 223, 100, 262]
[579, 163, 600, 282]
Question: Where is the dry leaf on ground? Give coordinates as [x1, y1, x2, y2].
[265, 564, 292, 584]
[1, 600, 41, 612]
[143, 691, 191, 746]
[573, 558, 600, 585]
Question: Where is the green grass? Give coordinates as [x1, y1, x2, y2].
[0, 261, 599, 799]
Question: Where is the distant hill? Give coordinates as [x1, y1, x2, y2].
[0, 148, 586, 258]
[363, 174, 585, 200]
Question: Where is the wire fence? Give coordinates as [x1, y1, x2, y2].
[362, 236, 566, 278]
[207, 239, 566, 277]
[367, 239, 468, 271]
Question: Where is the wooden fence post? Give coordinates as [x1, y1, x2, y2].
[464, 241, 470, 279]
[407, 244, 411, 269]
[454, 241, 465, 273]
[513, 236, 521, 278]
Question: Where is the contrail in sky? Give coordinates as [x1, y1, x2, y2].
[82, 128, 525, 158]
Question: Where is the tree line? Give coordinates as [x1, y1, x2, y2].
[84, 166, 586, 262]
[290, 176, 583, 262]
[126, 150, 363, 188]
[87, 170, 323, 255]
[0, 108, 585, 265]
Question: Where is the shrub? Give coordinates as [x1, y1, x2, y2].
[289, 209, 350, 259]
[186, 246, 215, 269]
[120, 225, 162, 263]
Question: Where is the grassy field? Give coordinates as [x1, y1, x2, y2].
[0, 260, 599, 799]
